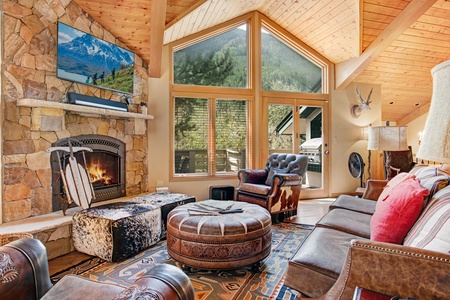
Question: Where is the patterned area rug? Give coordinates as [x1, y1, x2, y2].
[51, 223, 312, 299]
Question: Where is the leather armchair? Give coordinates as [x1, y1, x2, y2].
[236, 153, 308, 222]
[383, 146, 416, 180]
[0, 238, 194, 300]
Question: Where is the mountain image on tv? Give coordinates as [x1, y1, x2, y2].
[57, 22, 134, 94]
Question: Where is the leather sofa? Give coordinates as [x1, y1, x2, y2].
[0, 238, 194, 300]
[284, 167, 450, 299]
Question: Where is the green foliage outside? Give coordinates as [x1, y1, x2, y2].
[173, 26, 323, 166]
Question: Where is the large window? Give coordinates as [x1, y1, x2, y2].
[261, 28, 322, 93]
[174, 98, 248, 176]
[173, 25, 248, 88]
[170, 12, 329, 180]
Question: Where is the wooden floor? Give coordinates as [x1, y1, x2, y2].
[48, 198, 334, 276]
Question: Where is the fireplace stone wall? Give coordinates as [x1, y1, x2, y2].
[2, 0, 150, 223]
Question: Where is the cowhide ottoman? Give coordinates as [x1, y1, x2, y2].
[72, 202, 161, 262]
[129, 193, 196, 239]
[167, 200, 272, 270]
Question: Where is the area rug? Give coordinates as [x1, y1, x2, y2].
[51, 223, 312, 299]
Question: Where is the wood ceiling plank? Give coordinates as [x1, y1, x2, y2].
[165, 0, 207, 29]
[335, 0, 438, 90]
[396, 103, 431, 125]
[149, 0, 167, 77]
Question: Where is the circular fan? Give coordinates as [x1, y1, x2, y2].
[348, 152, 364, 187]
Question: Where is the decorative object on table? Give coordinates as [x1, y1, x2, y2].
[348, 152, 365, 187]
[166, 200, 272, 270]
[139, 102, 148, 114]
[47, 139, 95, 215]
[367, 125, 408, 179]
[416, 59, 450, 165]
[351, 86, 373, 118]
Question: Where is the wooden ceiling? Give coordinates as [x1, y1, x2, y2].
[74, 0, 450, 124]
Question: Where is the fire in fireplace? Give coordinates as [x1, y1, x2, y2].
[50, 135, 126, 212]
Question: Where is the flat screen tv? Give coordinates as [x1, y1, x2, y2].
[57, 22, 134, 94]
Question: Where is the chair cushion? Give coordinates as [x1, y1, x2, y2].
[238, 183, 271, 196]
[316, 208, 372, 238]
[370, 177, 429, 244]
[404, 186, 450, 252]
[41, 275, 125, 300]
[329, 195, 377, 215]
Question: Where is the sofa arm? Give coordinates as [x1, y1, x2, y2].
[237, 169, 268, 184]
[316, 239, 450, 300]
[0, 238, 52, 300]
[362, 180, 388, 200]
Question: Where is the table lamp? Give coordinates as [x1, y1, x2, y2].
[367, 125, 409, 179]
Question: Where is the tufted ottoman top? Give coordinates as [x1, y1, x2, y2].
[168, 200, 271, 238]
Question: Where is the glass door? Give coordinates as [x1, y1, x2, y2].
[265, 98, 329, 199]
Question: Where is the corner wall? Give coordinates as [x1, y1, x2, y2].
[330, 83, 383, 195]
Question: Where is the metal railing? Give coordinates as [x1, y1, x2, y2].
[175, 149, 246, 174]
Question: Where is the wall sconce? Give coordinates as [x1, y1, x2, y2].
[418, 131, 423, 145]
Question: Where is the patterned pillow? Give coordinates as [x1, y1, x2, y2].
[409, 165, 449, 179]
[404, 186, 450, 252]
[419, 175, 450, 206]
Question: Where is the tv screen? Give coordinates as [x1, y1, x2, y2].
[57, 22, 135, 94]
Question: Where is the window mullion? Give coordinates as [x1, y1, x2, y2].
[209, 98, 216, 175]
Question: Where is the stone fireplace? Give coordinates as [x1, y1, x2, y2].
[50, 135, 126, 212]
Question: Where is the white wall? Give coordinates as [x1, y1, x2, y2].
[330, 82, 382, 195]
[406, 113, 428, 156]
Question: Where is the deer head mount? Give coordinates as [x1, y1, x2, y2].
[352, 87, 373, 118]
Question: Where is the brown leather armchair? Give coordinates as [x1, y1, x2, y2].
[383, 146, 416, 180]
[236, 153, 308, 222]
[0, 238, 195, 300]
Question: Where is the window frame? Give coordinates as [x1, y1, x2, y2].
[169, 11, 330, 181]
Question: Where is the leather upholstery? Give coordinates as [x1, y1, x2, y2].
[328, 195, 377, 215]
[167, 200, 272, 270]
[316, 208, 372, 238]
[236, 154, 308, 221]
[318, 239, 450, 300]
[0, 238, 195, 300]
[383, 146, 416, 180]
[0, 238, 52, 300]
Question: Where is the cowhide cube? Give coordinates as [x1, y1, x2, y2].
[72, 202, 161, 262]
[130, 193, 196, 239]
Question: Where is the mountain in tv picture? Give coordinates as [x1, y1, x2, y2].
[58, 33, 133, 77]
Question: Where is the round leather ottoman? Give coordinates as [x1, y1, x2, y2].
[167, 200, 272, 270]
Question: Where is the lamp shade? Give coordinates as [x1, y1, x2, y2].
[416, 60, 450, 164]
[367, 126, 408, 151]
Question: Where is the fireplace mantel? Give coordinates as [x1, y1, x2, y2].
[17, 98, 154, 120]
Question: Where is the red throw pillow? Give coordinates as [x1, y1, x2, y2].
[370, 177, 430, 244]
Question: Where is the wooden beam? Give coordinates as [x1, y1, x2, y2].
[149, 0, 167, 78]
[335, 0, 438, 90]
[396, 102, 430, 125]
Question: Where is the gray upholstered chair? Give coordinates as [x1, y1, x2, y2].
[236, 153, 308, 222]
